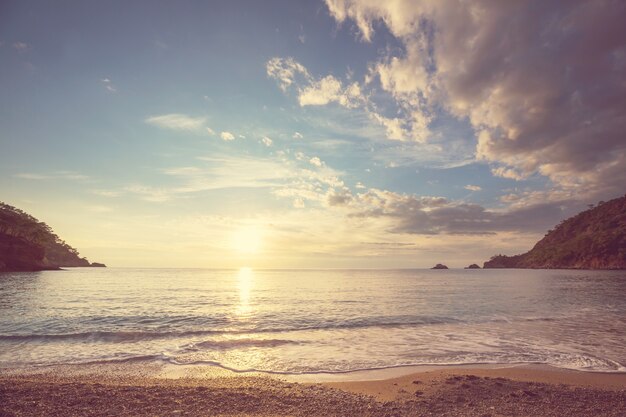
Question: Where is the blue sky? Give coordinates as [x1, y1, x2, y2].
[1, 0, 624, 267]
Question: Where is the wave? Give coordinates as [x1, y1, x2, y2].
[0, 315, 571, 343]
[190, 338, 299, 350]
[0, 330, 224, 343]
[0, 322, 448, 344]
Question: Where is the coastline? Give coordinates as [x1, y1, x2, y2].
[2, 363, 624, 416]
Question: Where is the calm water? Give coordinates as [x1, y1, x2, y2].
[0, 268, 625, 374]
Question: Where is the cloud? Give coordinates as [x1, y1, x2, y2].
[206, 127, 215, 135]
[124, 184, 171, 202]
[298, 75, 363, 108]
[309, 157, 323, 167]
[146, 113, 206, 131]
[323, 0, 626, 198]
[298, 24, 306, 44]
[327, 187, 353, 206]
[293, 197, 305, 208]
[100, 78, 117, 93]
[91, 189, 122, 198]
[122, 155, 299, 202]
[348, 188, 570, 235]
[120, 151, 347, 205]
[266, 57, 311, 92]
[464, 185, 482, 192]
[14, 171, 90, 182]
[292, 132, 303, 139]
[12, 41, 28, 52]
[261, 136, 273, 147]
[167, 156, 293, 191]
[267, 57, 365, 110]
[268, 56, 432, 142]
[491, 166, 525, 181]
[220, 131, 235, 141]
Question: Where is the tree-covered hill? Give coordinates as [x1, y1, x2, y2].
[484, 194, 626, 269]
[0, 202, 103, 271]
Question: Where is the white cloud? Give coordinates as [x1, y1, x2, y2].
[220, 131, 235, 141]
[464, 185, 482, 192]
[266, 57, 311, 92]
[491, 167, 525, 181]
[267, 57, 366, 111]
[298, 75, 363, 108]
[91, 189, 122, 198]
[169, 156, 293, 191]
[119, 151, 347, 206]
[124, 184, 171, 202]
[261, 136, 273, 147]
[267, 56, 432, 143]
[309, 156, 323, 167]
[298, 24, 306, 44]
[14, 171, 90, 182]
[206, 127, 215, 135]
[146, 114, 206, 131]
[292, 131, 304, 139]
[323, 0, 626, 199]
[100, 78, 117, 93]
[369, 113, 406, 141]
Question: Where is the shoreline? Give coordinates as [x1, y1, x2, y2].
[2, 363, 625, 416]
[4, 360, 626, 383]
[0, 358, 626, 383]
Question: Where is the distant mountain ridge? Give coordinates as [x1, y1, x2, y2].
[0, 202, 103, 271]
[484, 194, 626, 270]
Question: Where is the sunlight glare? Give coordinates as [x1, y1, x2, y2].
[231, 226, 263, 255]
[236, 267, 254, 317]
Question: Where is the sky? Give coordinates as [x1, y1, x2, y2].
[1, 0, 625, 268]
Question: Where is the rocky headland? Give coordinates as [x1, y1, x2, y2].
[484, 194, 626, 269]
[0, 202, 104, 272]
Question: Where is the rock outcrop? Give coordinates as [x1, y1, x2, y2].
[484, 194, 626, 270]
[0, 202, 104, 271]
[431, 263, 449, 269]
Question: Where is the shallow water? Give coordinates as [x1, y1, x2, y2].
[0, 267, 625, 374]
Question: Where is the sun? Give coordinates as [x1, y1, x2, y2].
[230, 227, 263, 255]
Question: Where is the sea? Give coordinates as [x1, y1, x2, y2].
[1, 268, 625, 375]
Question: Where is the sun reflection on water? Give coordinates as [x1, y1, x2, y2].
[236, 267, 254, 317]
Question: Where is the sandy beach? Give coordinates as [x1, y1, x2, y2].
[1, 364, 625, 416]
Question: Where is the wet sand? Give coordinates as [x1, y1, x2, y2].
[1, 364, 625, 416]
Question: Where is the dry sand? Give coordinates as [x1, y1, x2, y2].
[0, 364, 625, 416]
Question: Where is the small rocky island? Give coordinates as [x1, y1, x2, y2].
[0, 202, 105, 272]
[431, 263, 448, 269]
[484, 194, 626, 270]
[465, 264, 481, 269]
